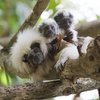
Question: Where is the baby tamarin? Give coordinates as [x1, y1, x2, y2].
[54, 9, 78, 43]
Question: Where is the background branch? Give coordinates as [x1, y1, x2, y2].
[0, 37, 10, 47]
[76, 19, 100, 37]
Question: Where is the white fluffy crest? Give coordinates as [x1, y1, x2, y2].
[54, 8, 73, 20]
[10, 28, 48, 75]
[57, 9, 68, 15]
[42, 18, 56, 25]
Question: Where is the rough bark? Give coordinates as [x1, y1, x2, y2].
[76, 19, 100, 37]
[0, 79, 99, 100]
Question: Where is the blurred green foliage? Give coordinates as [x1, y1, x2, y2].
[0, 0, 61, 87]
[47, 0, 61, 15]
[0, 69, 12, 86]
[0, 0, 37, 37]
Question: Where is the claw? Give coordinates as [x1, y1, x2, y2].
[54, 59, 66, 72]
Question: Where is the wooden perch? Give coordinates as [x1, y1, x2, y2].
[0, 79, 99, 100]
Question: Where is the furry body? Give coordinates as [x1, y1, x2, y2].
[10, 18, 61, 81]
[10, 16, 93, 82]
[10, 28, 52, 81]
[10, 27, 74, 81]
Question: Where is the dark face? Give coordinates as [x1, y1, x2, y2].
[54, 12, 73, 31]
[22, 42, 44, 69]
[39, 23, 56, 38]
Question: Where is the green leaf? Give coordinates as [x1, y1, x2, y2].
[47, 0, 61, 16]
[0, 71, 12, 86]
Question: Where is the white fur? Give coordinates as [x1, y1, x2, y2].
[73, 97, 83, 100]
[0, 45, 3, 50]
[81, 36, 94, 54]
[70, 28, 78, 42]
[55, 43, 79, 70]
[10, 28, 48, 76]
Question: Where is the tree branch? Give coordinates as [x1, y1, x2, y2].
[0, 79, 99, 100]
[76, 19, 100, 37]
[60, 36, 100, 81]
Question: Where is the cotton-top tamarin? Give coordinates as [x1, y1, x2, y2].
[54, 9, 78, 43]
[10, 18, 62, 81]
[53, 9, 79, 70]
[9, 16, 78, 81]
[10, 10, 93, 83]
